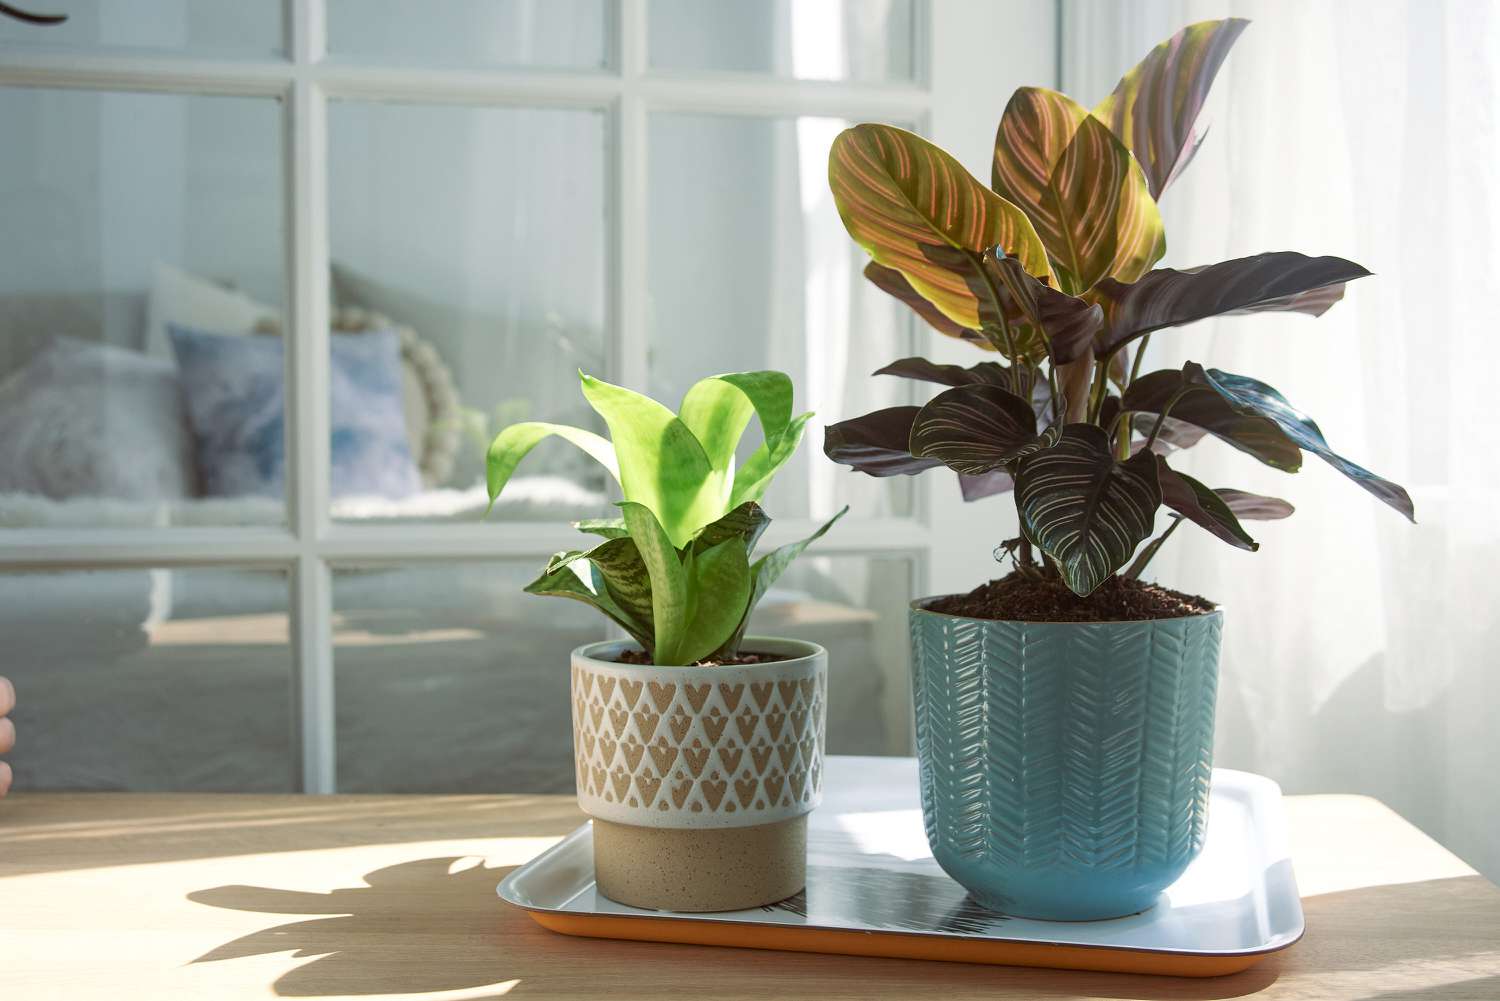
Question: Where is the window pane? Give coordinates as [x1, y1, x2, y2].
[650, 0, 915, 82]
[326, 101, 608, 522]
[2, 568, 294, 791]
[0, 1, 280, 58]
[746, 554, 914, 756]
[333, 561, 607, 792]
[0, 90, 285, 528]
[648, 113, 915, 520]
[327, 0, 606, 69]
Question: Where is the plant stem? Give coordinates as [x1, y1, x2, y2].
[1126, 333, 1150, 388]
[1112, 408, 1133, 459]
[1085, 357, 1110, 424]
[1143, 385, 1190, 452]
[970, 252, 1020, 363]
[1017, 535, 1035, 571]
[1125, 517, 1182, 580]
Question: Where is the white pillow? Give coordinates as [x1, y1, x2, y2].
[0, 337, 197, 500]
[143, 263, 280, 361]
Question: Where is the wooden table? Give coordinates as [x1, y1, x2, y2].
[3, 761, 1497, 1000]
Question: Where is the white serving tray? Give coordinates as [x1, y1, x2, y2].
[499, 756, 1304, 977]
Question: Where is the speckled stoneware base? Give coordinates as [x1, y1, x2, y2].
[570, 636, 828, 912]
[593, 815, 807, 912]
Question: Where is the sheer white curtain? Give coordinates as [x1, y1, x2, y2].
[1065, 0, 1500, 879]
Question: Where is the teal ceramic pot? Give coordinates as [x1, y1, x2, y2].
[909, 598, 1223, 921]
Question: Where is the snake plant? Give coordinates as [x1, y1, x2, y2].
[822, 18, 1413, 597]
[486, 371, 844, 664]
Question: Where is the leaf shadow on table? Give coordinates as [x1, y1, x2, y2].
[189, 856, 540, 998]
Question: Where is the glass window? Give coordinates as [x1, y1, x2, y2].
[327, 101, 608, 522]
[650, 0, 916, 82]
[333, 561, 607, 792]
[746, 554, 914, 756]
[0, 89, 284, 527]
[0, 1, 281, 58]
[1, 568, 294, 791]
[326, 0, 607, 70]
[647, 112, 915, 521]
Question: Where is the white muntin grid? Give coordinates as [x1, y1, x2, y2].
[0, 0, 942, 792]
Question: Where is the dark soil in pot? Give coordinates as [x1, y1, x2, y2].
[612, 649, 792, 666]
[928, 570, 1214, 623]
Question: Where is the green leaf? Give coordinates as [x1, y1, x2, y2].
[618, 502, 692, 664]
[677, 537, 753, 665]
[1091, 253, 1371, 358]
[523, 550, 652, 651]
[829, 123, 1052, 330]
[586, 538, 659, 644]
[574, 517, 628, 539]
[726, 506, 849, 654]
[729, 411, 813, 508]
[1123, 368, 1302, 471]
[485, 421, 619, 512]
[1094, 18, 1250, 198]
[1216, 488, 1294, 520]
[1155, 456, 1257, 551]
[580, 373, 723, 548]
[990, 88, 1164, 294]
[1015, 424, 1162, 596]
[692, 501, 770, 556]
[677, 371, 794, 473]
[1188, 364, 1415, 521]
[910, 384, 1057, 475]
[863, 262, 987, 347]
[823, 407, 943, 477]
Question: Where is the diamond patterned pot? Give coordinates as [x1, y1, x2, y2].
[909, 599, 1223, 921]
[571, 636, 827, 912]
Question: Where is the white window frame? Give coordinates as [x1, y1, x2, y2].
[0, 0, 1052, 793]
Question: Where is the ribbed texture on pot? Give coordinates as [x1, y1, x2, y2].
[909, 603, 1223, 919]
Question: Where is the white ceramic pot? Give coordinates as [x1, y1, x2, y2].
[570, 636, 827, 912]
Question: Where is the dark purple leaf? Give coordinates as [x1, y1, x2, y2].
[863, 262, 988, 346]
[910, 384, 1057, 475]
[1092, 252, 1371, 358]
[958, 469, 1014, 501]
[1188, 364, 1415, 521]
[1123, 368, 1302, 471]
[1131, 412, 1208, 451]
[822, 406, 940, 477]
[1215, 489, 1294, 520]
[873, 356, 1010, 388]
[1156, 456, 1257, 551]
[984, 253, 1104, 364]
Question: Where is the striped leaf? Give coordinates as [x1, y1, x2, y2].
[726, 506, 848, 652]
[690, 501, 770, 556]
[823, 406, 943, 477]
[829, 123, 1051, 330]
[1124, 368, 1302, 471]
[618, 502, 693, 664]
[864, 262, 987, 347]
[1216, 489, 1293, 520]
[523, 547, 652, 650]
[991, 88, 1164, 295]
[1188, 364, 1416, 521]
[1014, 424, 1162, 596]
[676, 535, 752, 666]
[985, 252, 1103, 364]
[911, 384, 1057, 475]
[1156, 456, 1257, 551]
[1091, 252, 1372, 358]
[1094, 18, 1250, 198]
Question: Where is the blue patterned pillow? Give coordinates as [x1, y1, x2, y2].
[170, 325, 422, 499]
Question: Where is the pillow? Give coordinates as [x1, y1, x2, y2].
[144, 263, 281, 361]
[170, 325, 422, 500]
[0, 337, 196, 500]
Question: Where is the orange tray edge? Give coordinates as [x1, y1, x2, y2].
[523, 907, 1297, 978]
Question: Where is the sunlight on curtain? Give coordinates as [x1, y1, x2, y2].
[1066, 0, 1500, 879]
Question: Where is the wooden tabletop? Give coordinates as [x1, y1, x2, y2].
[2, 762, 1496, 1001]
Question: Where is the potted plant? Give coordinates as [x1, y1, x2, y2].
[486, 370, 844, 912]
[822, 18, 1413, 920]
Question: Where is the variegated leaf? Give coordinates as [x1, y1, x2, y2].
[1091, 252, 1371, 358]
[691, 501, 770, 556]
[1187, 364, 1415, 521]
[1014, 424, 1162, 596]
[1094, 18, 1250, 197]
[823, 406, 943, 477]
[991, 88, 1164, 294]
[910, 384, 1058, 475]
[829, 124, 1051, 329]
[1216, 488, 1293, 520]
[863, 262, 987, 346]
[1156, 456, 1256, 551]
[1123, 368, 1302, 471]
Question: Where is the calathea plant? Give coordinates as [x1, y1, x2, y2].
[486, 371, 844, 664]
[823, 17, 1413, 597]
